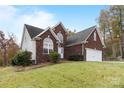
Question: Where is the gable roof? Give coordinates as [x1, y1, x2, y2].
[52, 22, 67, 32]
[34, 27, 60, 41]
[33, 22, 67, 42]
[66, 26, 96, 46]
[25, 24, 44, 39]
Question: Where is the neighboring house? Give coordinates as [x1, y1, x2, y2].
[21, 22, 105, 64]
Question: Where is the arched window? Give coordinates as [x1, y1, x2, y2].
[57, 32, 63, 43]
[43, 37, 53, 54]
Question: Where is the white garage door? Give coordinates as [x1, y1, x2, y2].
[86, 48, 102, 62]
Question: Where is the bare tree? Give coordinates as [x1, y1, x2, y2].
[0, 31, 13, 66]
[98, 9, 116, 58]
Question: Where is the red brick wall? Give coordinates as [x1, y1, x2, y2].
[54, 24, 67, 46]
[65, 29, 103, 60]
[65, 44, 82, 59]
[84, 29, 103, 50]
[36, 29, 57, 64]
[35, 25, 103, 63]
[36, 24, 67, 63]
[83, 29, 103, 60]
[53, 24, 67, 58]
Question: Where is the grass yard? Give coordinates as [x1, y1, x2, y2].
[0, 61, 124, 88]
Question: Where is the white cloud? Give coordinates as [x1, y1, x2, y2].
[0, 6, 17, 21]
[16, 11, 56, 28]
[0, 6, 57, 45]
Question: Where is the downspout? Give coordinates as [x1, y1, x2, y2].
[82, 44, 84, 55]
[82, 41, 86, 61]
[34, 41, 37, 64]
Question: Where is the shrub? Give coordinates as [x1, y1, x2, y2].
[68, 55, 84, 61]
[11, 50, 32, 66]
[49, 51, 60, 63]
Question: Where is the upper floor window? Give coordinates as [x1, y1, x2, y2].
[94, 32, 97, 41]
[57, 32, 63, 43]
[43, 37, 53, 54]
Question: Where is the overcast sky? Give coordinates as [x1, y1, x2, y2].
[0, 5, 108, 45]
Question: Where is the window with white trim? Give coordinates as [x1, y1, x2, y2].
[57, 32, 63, 43]
[94, 32, 97, 41]
[43, 37, 53, 54]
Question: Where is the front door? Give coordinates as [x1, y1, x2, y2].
[58, 47, 64, 58]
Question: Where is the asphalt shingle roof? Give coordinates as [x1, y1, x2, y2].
[24, 24, 96, 46]
[25, 24, 44, 39]
[66, 26, 96, 46]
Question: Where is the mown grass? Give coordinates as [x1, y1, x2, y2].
[0, 61, 124, 88]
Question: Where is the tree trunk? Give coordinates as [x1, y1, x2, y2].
[103, 27, 106, 45]
[112, 44, 116, 58]
[103, 27, 106, 59]
[3, 48, 7, 66]
[120, 35, 124, 59]
[119, 34, 122, 59]
[108, 28, 116, 58]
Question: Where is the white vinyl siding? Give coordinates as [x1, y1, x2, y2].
[21, 28, 36, 62]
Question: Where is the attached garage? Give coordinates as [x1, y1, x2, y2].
[86, 48, 102, 62]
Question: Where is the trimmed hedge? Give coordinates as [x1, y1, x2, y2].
[49, 51, 60, 63]
[68, 55, 84, 61]
[11, 50, 32, 66]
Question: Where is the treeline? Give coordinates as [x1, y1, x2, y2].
[98, 5, 124, 60]
[0, 31, 20, 66]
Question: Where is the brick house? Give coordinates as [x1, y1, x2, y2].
[21, 22, 105, 64]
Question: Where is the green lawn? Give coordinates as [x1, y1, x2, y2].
[0, 61, 124, 88]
